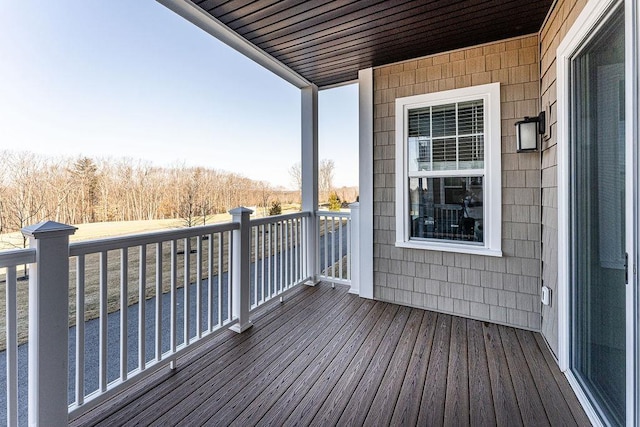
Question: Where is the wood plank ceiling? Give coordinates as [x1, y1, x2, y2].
[191, 0, 553, 88]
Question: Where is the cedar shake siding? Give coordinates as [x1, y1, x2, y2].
[372, 35, 542, 330]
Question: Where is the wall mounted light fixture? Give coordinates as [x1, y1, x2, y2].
[515, 112, 545, 152]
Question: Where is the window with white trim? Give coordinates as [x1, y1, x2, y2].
[395, 83, 502, 256]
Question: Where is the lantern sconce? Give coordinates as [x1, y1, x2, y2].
[515, 111, 545, 153]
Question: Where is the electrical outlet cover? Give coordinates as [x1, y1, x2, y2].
[541, 286, 551, 305]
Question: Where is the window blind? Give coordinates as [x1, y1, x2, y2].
[408, 99, 484, 171]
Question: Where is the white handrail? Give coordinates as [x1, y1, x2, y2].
[249, 211, 310, 227]
[0, 248, 35, 268]
[69, 222, 238, 256]
[315, 210, 349, 218]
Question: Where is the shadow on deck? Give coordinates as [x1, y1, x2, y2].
[70, 282, 590, 426]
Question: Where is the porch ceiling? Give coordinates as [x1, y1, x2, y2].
[190, 0, 552, 87]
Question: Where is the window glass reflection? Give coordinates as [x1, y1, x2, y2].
[409, 176, 483, 243]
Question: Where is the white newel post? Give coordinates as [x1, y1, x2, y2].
[22, 221, 76, 427]
[349, 203, 360, 295]
[229, 207, 253, 333]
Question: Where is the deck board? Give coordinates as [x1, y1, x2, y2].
[70, 282, 590, 427]
[466, 319, 496, 426]
[533, 333, 593, 426]
[256, 300, 388, 426]
[483, 322, 524, 426]
[173, 288, 355, 425]
[210, 292, 365, 426]
[515, 328, 577, 426]
[163, 287, 350, 425]
[312, 305, 411, 426]
[499, 325, 550, 427]
[284, 303, 401, 425]
[231, 299, 377, 426]
[91, 284, 333, 426]
[444, 315, 469, 426]
[357, 309, 423, 426]
[418, 313, 452, 426]
[388, 310, 437, 426]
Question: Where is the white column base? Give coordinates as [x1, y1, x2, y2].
[229, 321, 253, 333]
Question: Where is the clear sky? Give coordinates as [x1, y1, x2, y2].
[0, 1, 358, 189]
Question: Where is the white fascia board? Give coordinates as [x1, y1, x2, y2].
[157, 0, 311, 89]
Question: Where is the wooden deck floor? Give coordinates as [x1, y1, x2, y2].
[70, 282, 590, 426]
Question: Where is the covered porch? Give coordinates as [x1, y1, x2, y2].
[2, 0, 623, 425]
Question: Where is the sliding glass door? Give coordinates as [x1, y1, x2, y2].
[569, 4, 627, 425]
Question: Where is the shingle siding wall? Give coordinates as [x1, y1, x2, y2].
[373, 35, 542, 330]
[539, 0, 587, 356]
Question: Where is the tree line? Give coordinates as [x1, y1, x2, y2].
[0, 151, 298, 238]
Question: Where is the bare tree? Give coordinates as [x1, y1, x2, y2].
[289, 159, 334, 203]
[3, 152, 50, 248]
[179, 168, 205, 227]
[45, 160, 75, 223]
[256, 181, 274, 216]
[319, 159, 335, 202]
[289, 162, 302, 191]
[1, 152, 52, 276]
[199, 200, 212, 225]
[197, 169, 217, 224]
[71, 156, 99, 223]
[0, 158, 8, 233]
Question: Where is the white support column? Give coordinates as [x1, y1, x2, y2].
[301, 84, 319, 285]
[349, 202, 361, 295]
[358, 68, 374, 299]
[229, 207, 253, 333]
[22, 221, 76, 426]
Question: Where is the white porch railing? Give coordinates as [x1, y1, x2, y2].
[67, 220, 239, 418]
[316, 211, 351, 285]
[249, 212, 310, 310]
[0, 207, 356, 426]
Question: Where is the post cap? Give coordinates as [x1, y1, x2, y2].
[21, 221, 77, 239]
[348, 202, 360, 209]
[229, 207, 254, 215]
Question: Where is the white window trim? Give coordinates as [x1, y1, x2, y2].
[395, 82, 502, 257]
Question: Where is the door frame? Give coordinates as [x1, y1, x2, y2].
[557, 0, 638, 425]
